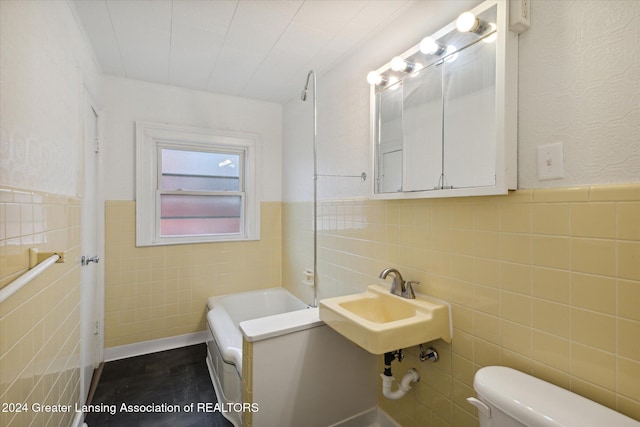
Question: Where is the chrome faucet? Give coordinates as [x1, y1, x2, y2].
[378, 268, 416, 299]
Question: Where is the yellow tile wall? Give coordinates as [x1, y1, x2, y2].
[242, 338, 254, 427]
[0, 186, 82, 427]
[283, 184, 640, 425]
[103, 201, 282, 348]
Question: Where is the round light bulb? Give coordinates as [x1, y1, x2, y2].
[456, 11, 478, 32]
[419, 37, 439, 55]
[367, 71, 382, 85]
[390, 56, 407, 72]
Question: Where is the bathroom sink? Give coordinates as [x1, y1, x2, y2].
[319, 284, 452, 354]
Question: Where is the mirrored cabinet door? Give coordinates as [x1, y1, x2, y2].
[442, 34, 496, 189]
[375, 83, 404, 193]
[403, 63, 442, 192]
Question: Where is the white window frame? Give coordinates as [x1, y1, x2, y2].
[136, 122, 260, 246]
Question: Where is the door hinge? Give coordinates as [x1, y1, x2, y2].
[94, 137, 100, 154]
[94, 320, 100, 335]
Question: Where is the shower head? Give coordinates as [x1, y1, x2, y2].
[301, 70, 315, 101]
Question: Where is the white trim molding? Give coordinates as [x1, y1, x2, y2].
[135, 121, 261, 246]
[104, 331, 210, 362]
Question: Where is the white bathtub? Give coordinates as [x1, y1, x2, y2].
[205, 287, 321, 427]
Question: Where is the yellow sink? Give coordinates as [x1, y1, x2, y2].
[319, 284, 452, 354]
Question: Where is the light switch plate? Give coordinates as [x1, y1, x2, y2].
[537, 142, 564, 181]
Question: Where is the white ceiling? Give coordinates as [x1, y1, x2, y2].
[72, 0, 414, 104]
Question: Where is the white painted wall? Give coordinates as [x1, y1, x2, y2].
[0, 0, 102, 196]
[102, 76, 283, 201]
[518, 0, 640, 188]
[282, 89, 314, 203]
[283, 0, 640, 200]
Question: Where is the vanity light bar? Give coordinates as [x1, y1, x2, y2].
[390, 56, 413, 72]
[367, 71, 400, 88]
[456, 11, 491, 35]
[456, 11, 480, 32]
[366, 8, 492, 86]
[419, 37, 446, 56]
[366, 71, 385, 85]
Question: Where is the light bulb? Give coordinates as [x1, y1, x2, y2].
[367, 71, 382, 85]
[419, 37, 444, 55]
[388, 76, 400, 89]
[391, 56, 408, 72]
[456, 11, 479, 32]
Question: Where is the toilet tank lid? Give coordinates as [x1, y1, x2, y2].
[474, 367, 639, 427]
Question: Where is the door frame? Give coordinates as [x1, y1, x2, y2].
[80, 87, 105, 405]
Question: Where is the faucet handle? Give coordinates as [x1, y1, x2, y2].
[403, 281, 419, 299]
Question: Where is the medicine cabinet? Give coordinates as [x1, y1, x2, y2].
[370, 0, 519, 199]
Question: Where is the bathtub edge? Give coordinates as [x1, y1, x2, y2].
[239, 307, 323, 342]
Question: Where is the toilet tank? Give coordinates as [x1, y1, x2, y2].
[469, 366, 639, 427]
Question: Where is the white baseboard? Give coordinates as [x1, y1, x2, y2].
[104, 331, 210, 362]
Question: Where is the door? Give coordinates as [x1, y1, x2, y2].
[80, 93, 103, 404]
[381, 150, 402, 193]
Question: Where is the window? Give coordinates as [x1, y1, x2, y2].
[136, 122, 260, 246]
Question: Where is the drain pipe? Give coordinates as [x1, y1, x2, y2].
[381, 350, 420, 400]
[381, 369, 420, 400]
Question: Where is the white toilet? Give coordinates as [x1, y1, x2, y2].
[468, 366, 639, 426]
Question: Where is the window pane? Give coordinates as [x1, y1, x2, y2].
[160, 194, 241, 236]
[161, 174, 240, 191]
[161, 149, 240, 191]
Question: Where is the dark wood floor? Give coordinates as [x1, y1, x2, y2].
[84, 344, 233, 427]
